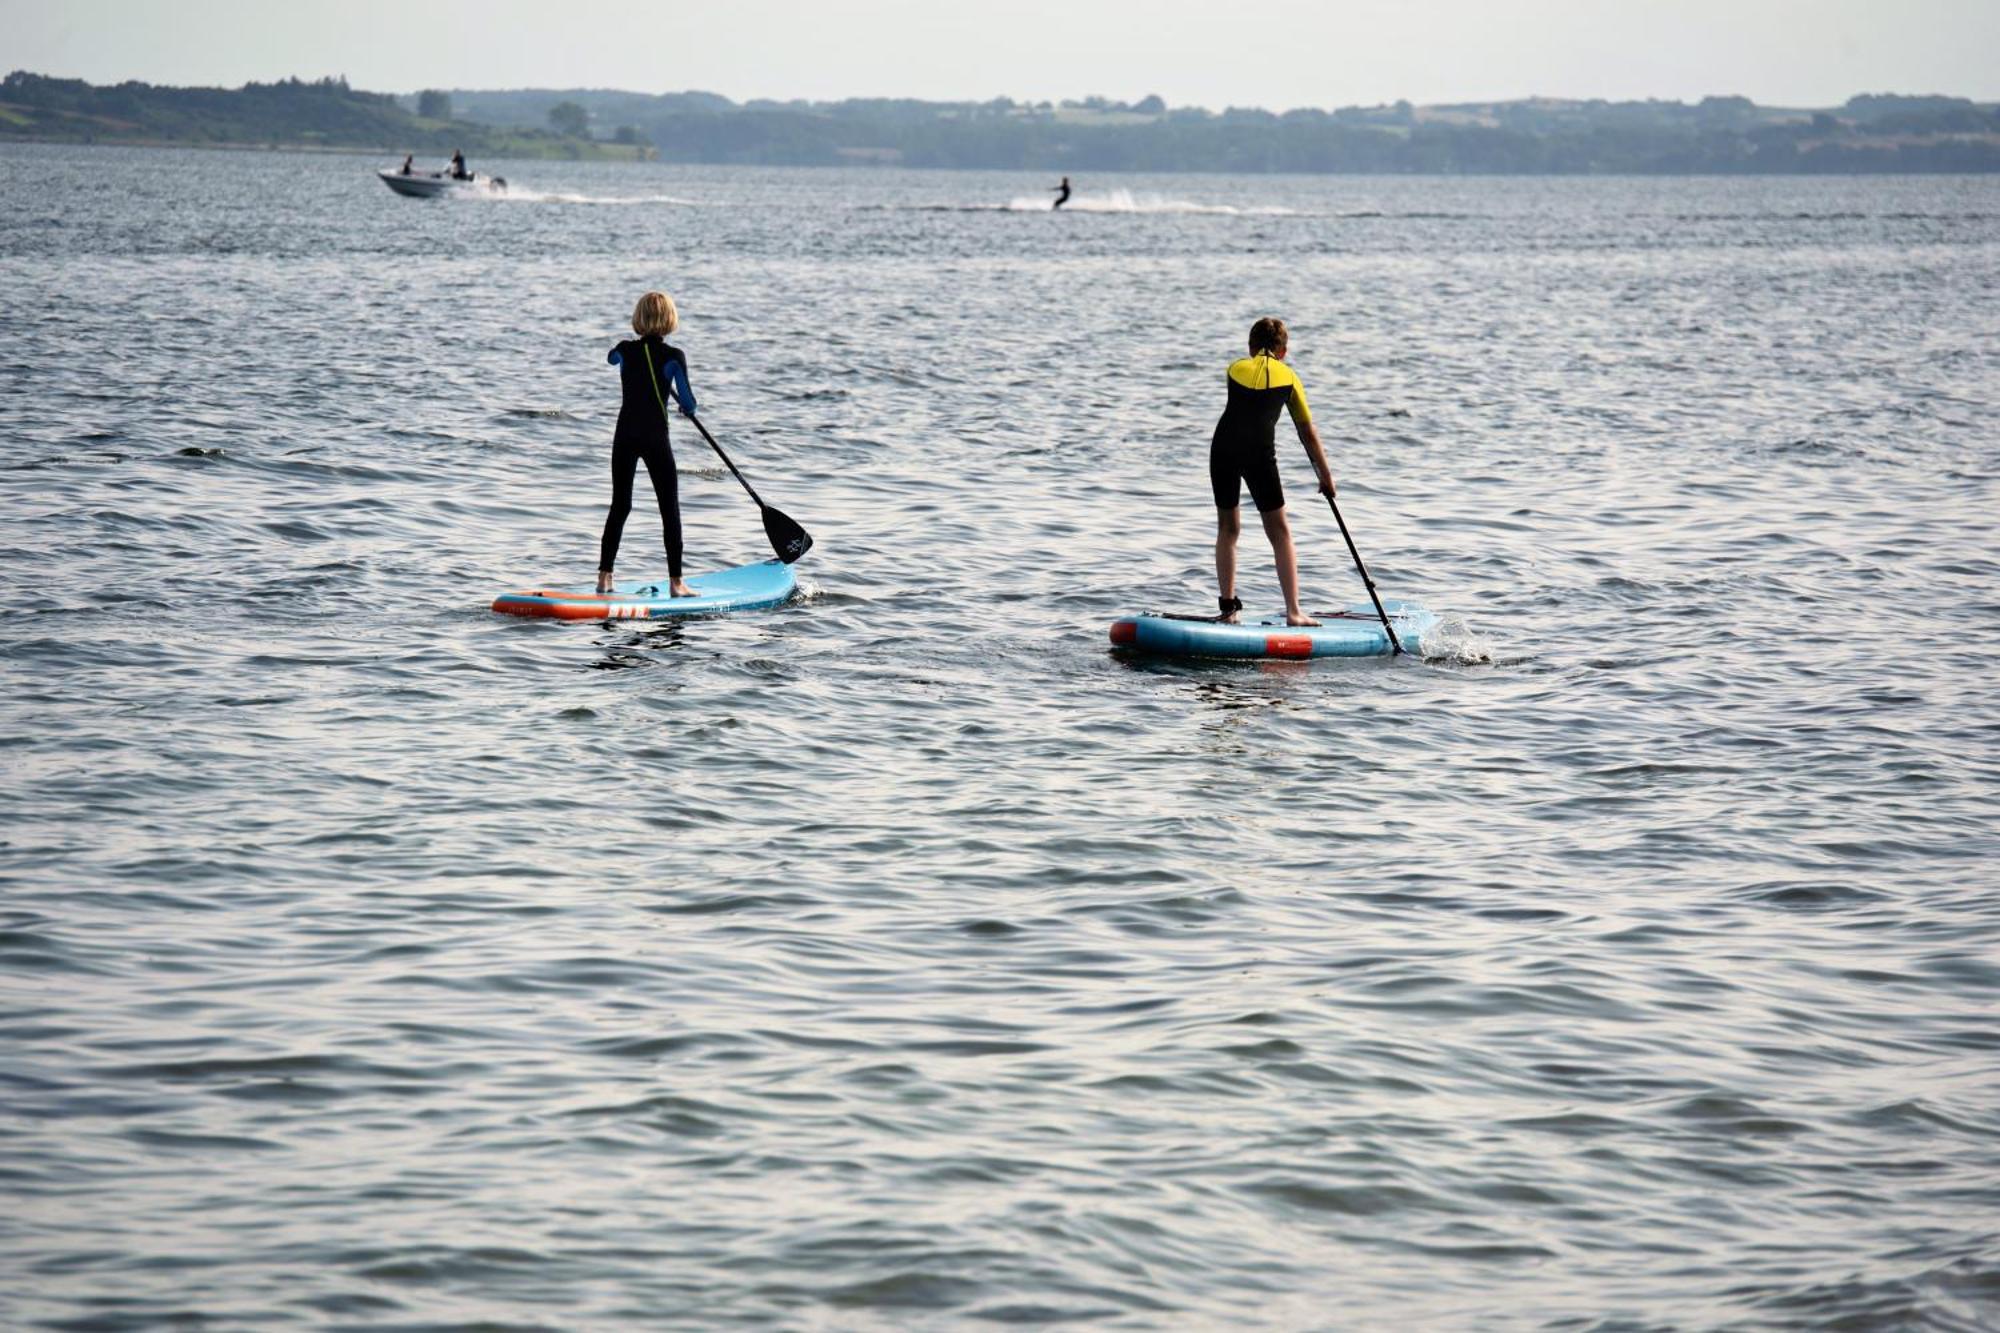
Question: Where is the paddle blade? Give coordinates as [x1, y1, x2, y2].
[762, 504, 813, 564]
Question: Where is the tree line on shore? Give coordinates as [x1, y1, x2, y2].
[0, 72, 642, 160]
[5, 71, 1996, 172]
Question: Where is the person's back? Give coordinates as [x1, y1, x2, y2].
[1214, 351, 1309, 452]
[608, 334, 691, 436]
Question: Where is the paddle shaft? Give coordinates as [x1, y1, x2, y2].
[1323, 492, 1403, 656]
[677, 400, 764, 506]
[659, 379, 812, 564]
[641, 344, 763, 505]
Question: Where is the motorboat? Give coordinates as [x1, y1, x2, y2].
[378, 168, 508, 198]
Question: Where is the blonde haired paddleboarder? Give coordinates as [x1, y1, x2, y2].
[597, 290, 698, 597]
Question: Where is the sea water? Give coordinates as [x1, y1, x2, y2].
[2, 144, 1997, 1328]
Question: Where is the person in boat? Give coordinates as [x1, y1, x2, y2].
[399, 154, 415, 175]
[449, 149, 470, 180]
[1051, 175, 1072, 209]
[1210, 317, 1336, 627]
[598, 291, 698, 597]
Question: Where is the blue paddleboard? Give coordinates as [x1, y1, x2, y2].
[492, 559, 797, 620]
[1110, 600, 1433, 659]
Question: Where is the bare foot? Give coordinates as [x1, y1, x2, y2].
[1285, 611, 1321, 627]
[670, 580, 695, 598]
[595, 571, 614, 594]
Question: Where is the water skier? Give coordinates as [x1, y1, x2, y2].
[1051, 175, 1072, 209]
[597, 291, 698, 598]
[1210, 317, 1336, 627]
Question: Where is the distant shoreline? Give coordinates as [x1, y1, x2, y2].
[5, 71, 1996, 174]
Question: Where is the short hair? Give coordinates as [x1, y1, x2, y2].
[632, 290, 679, 337]
[1248, 317, 1288, 355]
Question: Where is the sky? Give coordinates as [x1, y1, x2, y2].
[5, 0, 1996, 109]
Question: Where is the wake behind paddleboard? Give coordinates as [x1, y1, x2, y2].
[492, 559, 797, 621]
[1110, 600, 1434, 659]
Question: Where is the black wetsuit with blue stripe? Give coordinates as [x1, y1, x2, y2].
[599, 336, 697, 578]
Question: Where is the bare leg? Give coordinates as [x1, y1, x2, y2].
[1215, 507, 1241, 621]
[596, 570, 614, 594]
[1260, 506, 1319, 627]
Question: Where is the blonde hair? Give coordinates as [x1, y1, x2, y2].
[631, 290, 679, 337]
[1248, 317, 1288, 356]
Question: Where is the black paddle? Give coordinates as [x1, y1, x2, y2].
[1323, 490, 1403, 656]
[674, 394, 814, 564]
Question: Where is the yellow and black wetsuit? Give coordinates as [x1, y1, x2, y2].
[1210, 352, 1312, 512]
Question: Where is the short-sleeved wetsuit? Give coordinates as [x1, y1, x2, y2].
[1210, 352, 1312, 513]
[599, 335, 698, 578]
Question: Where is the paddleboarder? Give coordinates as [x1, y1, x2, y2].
[597, 290, 698, 597]
[1051, 175, 1072, 209]
[1210, 317, 1336, 627]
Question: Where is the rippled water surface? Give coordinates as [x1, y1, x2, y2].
[3, 145, 1999, 1329]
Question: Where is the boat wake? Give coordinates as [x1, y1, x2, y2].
[468, 188, 705, 207]
[890, 189, 1298, 216]
[1006, 189, 1297, 215]
[1040, 189, 1288, 215]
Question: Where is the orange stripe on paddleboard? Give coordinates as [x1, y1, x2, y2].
[491, 597, 654, 620]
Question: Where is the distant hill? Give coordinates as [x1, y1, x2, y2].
[5, 71, 1997, 172]
[418, 86, 2000, 172]
[0, 71, 649, 159]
